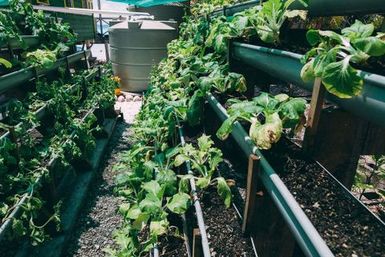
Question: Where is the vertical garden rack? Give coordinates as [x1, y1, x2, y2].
[197, 1, 385, 256]
[0, 43, 118, 256]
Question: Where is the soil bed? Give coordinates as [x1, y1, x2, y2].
[183, 127, 255, 257]
[200, 188, 255, 257]
[264, 139, 385, 257]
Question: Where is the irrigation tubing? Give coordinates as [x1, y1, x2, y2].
[177, 122, 211, 257]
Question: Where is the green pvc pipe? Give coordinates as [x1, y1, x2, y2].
[210, 0, 385, 18]
[206, 93, 334, 257]
[291, 0, 385, 16]
[231, 42, 385, 128]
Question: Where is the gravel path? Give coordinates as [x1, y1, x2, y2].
[64, 121, 133, 257]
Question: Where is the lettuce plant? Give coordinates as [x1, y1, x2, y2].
[217, 93, 306, 149]
[301, 20, 385, 98]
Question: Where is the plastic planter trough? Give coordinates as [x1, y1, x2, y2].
[231, 42, 385, 128]
[206, 92, 334, 257]
[0, 50, 90, 94]
[15, 115, 117, 257]
[210, 0, 260, 18]
[290, 0, 385, 16]
[0, 106, 97, 242]
[209, 0, 385, 18]
[0, 35, 40, 49]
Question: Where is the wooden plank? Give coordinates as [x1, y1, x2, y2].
[303, 78, 325, 151]
[242, 154, 260, 234]
[251, 187, 296, 257]
[192, 228, 203, 257]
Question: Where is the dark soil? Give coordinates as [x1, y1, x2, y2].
[265, 139, 385, 257]
[64, 121, 131, 257]
[200, 188, 255, 257]
[158, 234, 188, 257]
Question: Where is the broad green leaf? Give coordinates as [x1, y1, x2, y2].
[196, 176, 211, 189]
[253, 92, 279, 111]
[225, 73, 247, 93]
[342, 20, 374, 40]
[187, 89, 205, 126]
[249, 113, 283, 150]
[227, 101, 263, 117]
[150, 220, 169, 237]
[318, 30, 344, 44]
[274, 94, 289, 102]
[279, 98, 307, 129]
[197, 134, 213, 151]
[313, 50, 337, 77]
[216, 177, 232, 208]
[166, 192, 191, 214]
[178, 174, 193, 193]
[353, 37, 385, 57]
[174, 154, 189, 167]
[132, 213, 150, 230]
[300, 59, 316, 82]
[142, 181, 163, 199]
[216, 116, 237, 140]
[156, 169, 177, 196]
[306, 30, 321, 46]
[118, 203, 131, 216]
[139, 193, 162, 214]
[0, 58, 12, 69]
[126, 205, 142, 220]
[321, 59, 363, 98]
[231, 16, 249, 35]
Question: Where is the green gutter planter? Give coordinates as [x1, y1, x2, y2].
[0, 35, 40, 49]
[206, 92, 334, 257]
[0, 50, 90, 94]
[210, 0, 259, 18]
[231, 42, 385, 128]
[290, 0, 385, 16]
[209, 0, 385, 18]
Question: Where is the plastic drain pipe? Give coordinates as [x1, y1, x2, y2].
[177, 124, 211, 257]
[206, 93, 334, 257]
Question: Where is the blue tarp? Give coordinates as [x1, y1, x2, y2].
[107, 0, 187, 7]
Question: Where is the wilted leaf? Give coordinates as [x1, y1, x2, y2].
[150, 220, 169, 237]
[249, 113, 283, 150]
[166, 192, 191, 214]
[216, 177, 232, 208]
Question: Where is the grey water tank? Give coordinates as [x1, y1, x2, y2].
[109, 20, 177, 92]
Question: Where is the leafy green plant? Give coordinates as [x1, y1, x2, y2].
[354, 155, 385, 201]
[0, 58, 12, 69]
[301, 20, 385, 98]
[175, 135, 232, 207]
[217, 93, 306, 149]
